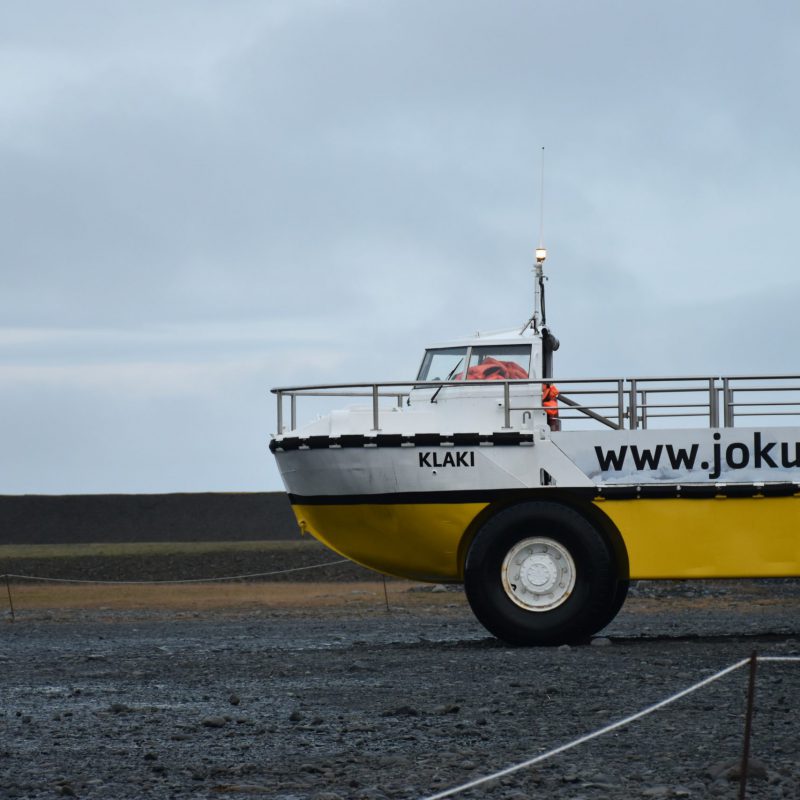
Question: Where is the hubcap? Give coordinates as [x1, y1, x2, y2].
[501, 537, 576, 612]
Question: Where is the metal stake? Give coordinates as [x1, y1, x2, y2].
[382, 575, 390, 613]
[738, 650, 758, 800]
[5, 574, 15, 623]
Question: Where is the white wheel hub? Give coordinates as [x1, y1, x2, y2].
[501, 537, 576, 612]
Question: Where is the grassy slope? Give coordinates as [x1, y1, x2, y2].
[0, 539, 317, 559]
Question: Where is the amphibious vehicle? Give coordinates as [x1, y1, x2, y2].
[270, 248, 800, 644]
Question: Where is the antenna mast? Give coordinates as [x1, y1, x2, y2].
[519, 147, 549, 335]
[530, 147, 548, 333]
[538, 145, 545, 252]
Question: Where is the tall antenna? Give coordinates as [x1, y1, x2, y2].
[521, 147, 549, 335]
[538, 146, 545, 249]
[533, 147, 548, 330]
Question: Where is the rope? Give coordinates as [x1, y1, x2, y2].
[420, 657, 753, 800]
[0, 558, 350, 586]
[757, 656, 800, 662]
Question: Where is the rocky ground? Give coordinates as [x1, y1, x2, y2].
[1, 577, 798, 800]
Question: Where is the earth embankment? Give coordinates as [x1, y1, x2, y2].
[0, 540, 374, 583]
[0, 492, 298, 545]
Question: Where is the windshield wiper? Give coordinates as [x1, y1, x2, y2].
[430, 359, 463, 403]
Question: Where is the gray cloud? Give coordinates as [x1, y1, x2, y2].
[2, 1, 800, 492]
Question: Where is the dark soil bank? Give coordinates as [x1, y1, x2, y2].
[2, 541, 374, 584]
[1, 583, 799, 800]
[0, 493, 298, 546]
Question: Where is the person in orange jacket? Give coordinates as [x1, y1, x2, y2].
[542, 383, 560, 431]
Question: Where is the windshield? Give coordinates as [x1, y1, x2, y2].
[465, 345, 531, 380]
[417, 347, 467, 381]
[417, 344, 532, 382]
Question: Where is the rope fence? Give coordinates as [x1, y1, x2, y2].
[2, 558, 359, 621]
[420, 653, 800, 800]
[1, 558, 350, 585]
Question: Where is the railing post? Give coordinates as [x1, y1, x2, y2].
[371, 384, 380, 431]
[709, 378, 719, 428]
[277, 391, 283, 434]
[290, 394, 297, 431]
[629, 379, 638, 430]
[617, 380, 625, 430]
[503, 381, 511, 429]
[723, 378, 734, 427]
[641, 390, 648, 430]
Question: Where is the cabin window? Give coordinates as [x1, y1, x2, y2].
[465, 345, 531, 381]
[417, 347, 468, 381]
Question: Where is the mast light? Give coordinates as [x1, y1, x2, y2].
[535, 247, 547, 263]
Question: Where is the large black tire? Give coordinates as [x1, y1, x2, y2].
[464, 501, 619, 645]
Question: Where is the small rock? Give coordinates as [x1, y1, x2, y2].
[434, 704, 460, 715]
[289, 710, 303, 722]
[381, 705, 418, 717]
[143, 752, 158, 761]
[355, 789, 387, 800]
[641, 787, 670, 798]
[228, 694, 240, 706]
[58, 786, 76, 797]
[558, 644, 571, 652]
[431, 584, 447, 593]
[706, 757, 768, 781]
[108, 703, 131, 714]
[201, 717, 227, 729]
[591, 637, 612, 647]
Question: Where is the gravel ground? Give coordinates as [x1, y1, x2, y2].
[1, 581, 798, 800]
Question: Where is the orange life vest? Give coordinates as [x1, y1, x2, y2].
[463, 358, 529, 381]
[542, 383, 559, 418]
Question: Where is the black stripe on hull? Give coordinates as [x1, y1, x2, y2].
[270, 432, 533, 453]
[287, 483, 800, 506]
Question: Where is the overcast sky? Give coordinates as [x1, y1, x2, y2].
[2, 1, 799, 495]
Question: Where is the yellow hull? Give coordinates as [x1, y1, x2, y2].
[293, 502, 488, 582]
[292, 495, 800, 581]
[599, 496, 800, 578]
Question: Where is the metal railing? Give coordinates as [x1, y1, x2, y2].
[271, 375, 800, 434]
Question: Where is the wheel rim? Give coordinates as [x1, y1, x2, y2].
[501, 537, 576, 612]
